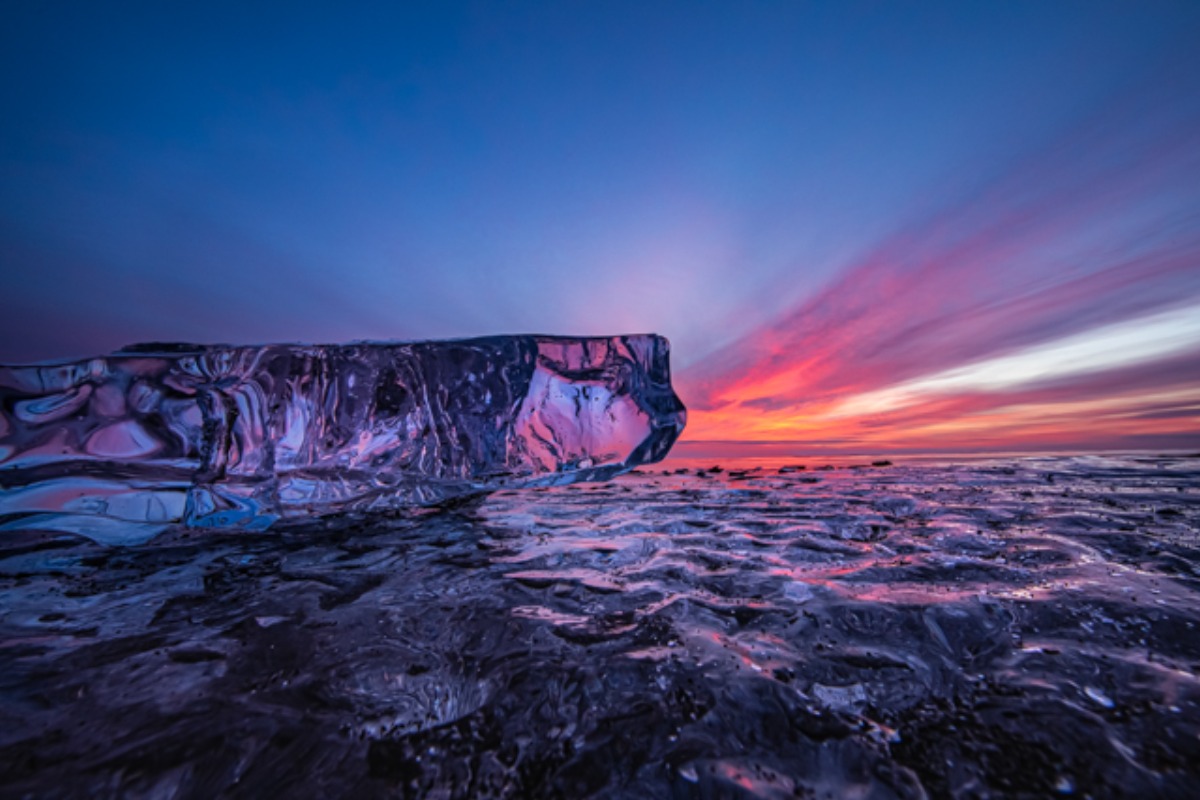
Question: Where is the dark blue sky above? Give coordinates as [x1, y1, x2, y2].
[2, 1, 1199, 449]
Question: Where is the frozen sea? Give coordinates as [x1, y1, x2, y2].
[2, 453, 1199, 799]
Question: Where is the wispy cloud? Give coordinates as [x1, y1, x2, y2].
[678, 72, 1200, 452]
[830, 302, 1200, 418]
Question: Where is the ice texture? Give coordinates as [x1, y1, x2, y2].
[4, 455, 1199, 798]
[0, 335, 686, 542]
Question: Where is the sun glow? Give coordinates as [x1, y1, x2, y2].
[682, 303, 1200, 449]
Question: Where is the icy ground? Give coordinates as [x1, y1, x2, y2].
[2, 454, 1199, 798]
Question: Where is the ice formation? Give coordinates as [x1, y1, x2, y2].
[0, 335, 686, 543]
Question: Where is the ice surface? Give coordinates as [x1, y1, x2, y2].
[0, 335, 686, 541]
[2, 455, 1198, 797]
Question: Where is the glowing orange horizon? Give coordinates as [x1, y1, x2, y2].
[668, 121, 1200, 456]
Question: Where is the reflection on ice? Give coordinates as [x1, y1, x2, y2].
[0, 454, 1198, 797]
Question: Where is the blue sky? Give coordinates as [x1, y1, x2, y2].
[2, 2, 1199, 449]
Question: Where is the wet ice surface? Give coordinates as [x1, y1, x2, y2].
[2, 454, 1199, 799]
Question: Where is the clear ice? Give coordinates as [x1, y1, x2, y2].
[0, 335, 686, 543]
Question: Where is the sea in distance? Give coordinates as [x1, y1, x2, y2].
[2, 448, 1199, 799]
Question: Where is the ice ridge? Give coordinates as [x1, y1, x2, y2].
[0, 335, 686, 543]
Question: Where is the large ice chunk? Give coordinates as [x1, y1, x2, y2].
[0, 335, 686, 542]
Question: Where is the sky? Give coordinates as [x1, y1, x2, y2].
[2, 1, 1198, 454]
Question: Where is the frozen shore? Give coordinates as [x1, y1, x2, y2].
[1, 454, 1198, 798]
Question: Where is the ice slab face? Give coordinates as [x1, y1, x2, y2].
[0, 335, 686, 542]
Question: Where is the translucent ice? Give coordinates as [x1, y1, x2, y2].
[0, 335, 686, 542]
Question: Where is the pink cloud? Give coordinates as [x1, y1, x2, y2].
[679, 80, 1200, 451]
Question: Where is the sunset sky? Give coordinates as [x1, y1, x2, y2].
[2, 2, 1198, 453]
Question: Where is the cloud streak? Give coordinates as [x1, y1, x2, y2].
[830, 302, 1200, 418]
[678, 70, 1200, 452]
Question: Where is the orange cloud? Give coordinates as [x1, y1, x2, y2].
[674, 87, 1200, 454]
